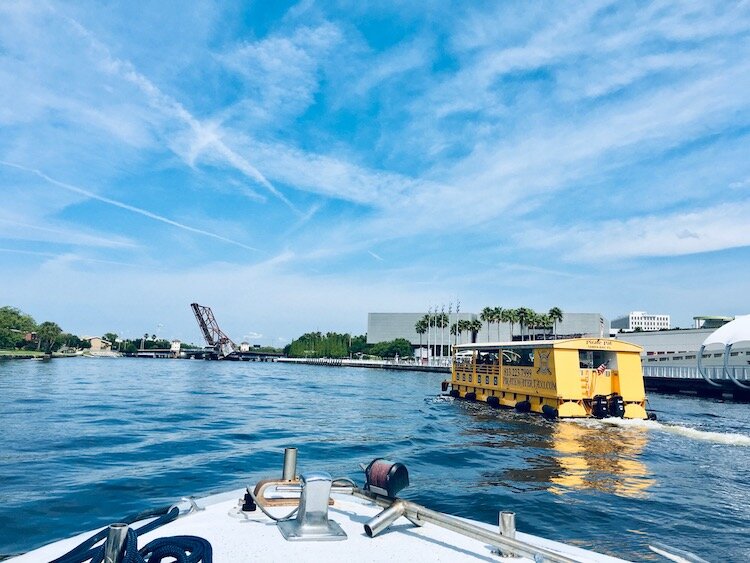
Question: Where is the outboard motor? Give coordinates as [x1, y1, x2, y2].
[592, 395, 609, 419]
[609, 394, 625, 418]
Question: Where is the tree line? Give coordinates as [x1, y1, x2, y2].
[0, 306, 87, 353]
[0, 305, 201, 354]
[415, 306, 564, 344]
[284, 332, 412, 359]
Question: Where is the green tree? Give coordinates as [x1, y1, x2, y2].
[516, 308, 533, 341]
[414, 318, 427, 357]
[480, 307, 493, 342]
[548, 307, 563, 339]
[36, 321, 62, 353]
[103, 332, 118, 350]
[0, 306, 37, 349]
[349, 334, 369, 356]
[492, 307, 504, 341]
[469, 319, 482, 343]
[503, 309, 518, 341]
[370, 338, 413, 359]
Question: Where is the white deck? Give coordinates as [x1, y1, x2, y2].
[11, 488, 628, 562]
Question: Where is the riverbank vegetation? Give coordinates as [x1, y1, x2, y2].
[284, 332, 412, 360]
[0, 306, 85, 354]
[1, 305, 205, 355]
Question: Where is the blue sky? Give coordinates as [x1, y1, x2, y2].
[1, 1, 749, 345]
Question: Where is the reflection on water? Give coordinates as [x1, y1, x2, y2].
[459, 404, 652, 498]
[549, 421, 653, 498]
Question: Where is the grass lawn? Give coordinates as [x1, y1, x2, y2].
[0, 349, 45, 357]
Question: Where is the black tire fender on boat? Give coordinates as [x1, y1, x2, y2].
[515, 400, 531, 413]
[449, 389, 460, 398]
[542, 404, 558, 419]
[487, 396, 500, 408]
[464, 392, 476, 401]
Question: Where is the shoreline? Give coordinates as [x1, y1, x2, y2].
[276, 357, 450, 373]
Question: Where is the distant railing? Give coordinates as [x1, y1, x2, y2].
[642, 364, 750, 382]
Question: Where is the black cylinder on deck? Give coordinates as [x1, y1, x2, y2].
[609, 394, 625, 418]
[364, 459, 410, 498]
[592, 395, 609, 419]
[441, 381, 449, 392]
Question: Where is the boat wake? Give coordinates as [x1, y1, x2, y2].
[575, 417, 750, 447]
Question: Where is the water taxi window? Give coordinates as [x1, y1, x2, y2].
[476, 352, 498, 365]
[493, 376, 498, 385]
[455, 352, 473, 366]
[502, 348, 534, 367]
[579, 350, 617, 370]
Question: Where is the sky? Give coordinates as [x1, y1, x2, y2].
[1, 0, 749, 346]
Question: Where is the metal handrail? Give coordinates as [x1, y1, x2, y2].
[271, 482, 579, 562]
[349, 489, 580, 563]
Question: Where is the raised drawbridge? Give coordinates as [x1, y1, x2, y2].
[190, 303, 238, 359]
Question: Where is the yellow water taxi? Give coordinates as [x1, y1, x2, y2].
[444, 338, 649, 419]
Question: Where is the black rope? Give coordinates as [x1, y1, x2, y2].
[49, 506, 211, 563]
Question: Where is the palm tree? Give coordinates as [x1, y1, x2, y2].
[503, 309, 518, 341]
[526, 312, 538, 340]
[415, 318, 427, 360]
[451, 321, 466, 345]
[549, 307, 563, 339]
[437, 312, 449, 358]
[480, 307, 494, 342]
[515, 308, 531, 341]
[493, 307, 504, 341]
[469, 319, 482, 343]
[455, 319, 471, 344]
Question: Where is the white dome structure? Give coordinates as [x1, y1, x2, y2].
[698, 314, 750, 389]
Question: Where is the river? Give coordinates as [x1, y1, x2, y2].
[1, 358, 748, 561]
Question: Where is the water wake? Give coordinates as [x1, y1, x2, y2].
[592, 417, 750, 447]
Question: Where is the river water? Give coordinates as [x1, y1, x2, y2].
[0, 358, 748, 561]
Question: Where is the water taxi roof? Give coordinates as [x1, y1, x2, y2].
[453, 337, 642, 353]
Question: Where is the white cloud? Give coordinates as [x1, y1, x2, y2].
[219, 23, 342, 123]
[522, 200, 750, 261]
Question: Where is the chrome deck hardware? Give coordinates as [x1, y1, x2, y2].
[499, 511, 516, 557]
[103, 523, 129, 563]
[282, 447, 297, 481]
[277, 472, 347, 541]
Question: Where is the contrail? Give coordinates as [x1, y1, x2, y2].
[0, 161, 260, 252]
[0, 247, 141, 267]
[63, 15, 301, 216]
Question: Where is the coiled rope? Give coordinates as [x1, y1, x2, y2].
[50, 505, 212, 563]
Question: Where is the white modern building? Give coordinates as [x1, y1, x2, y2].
[611, 311, 670, 332]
